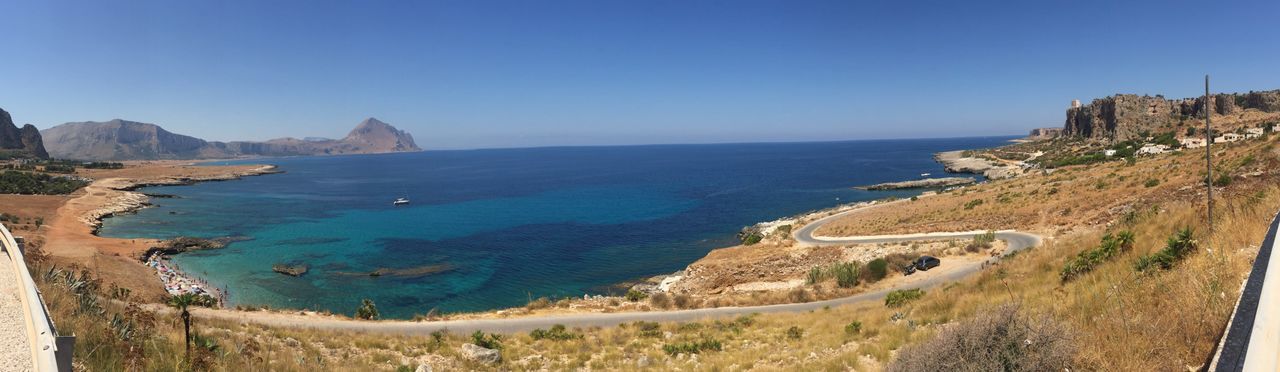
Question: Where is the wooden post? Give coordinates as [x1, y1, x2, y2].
[1205, 75, 1213, 244]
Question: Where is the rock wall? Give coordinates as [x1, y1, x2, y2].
[1062, 90, 1280, 141]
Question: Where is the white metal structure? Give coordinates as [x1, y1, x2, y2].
[1, 223, 68, 371]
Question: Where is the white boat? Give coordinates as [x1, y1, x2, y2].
[393, 197, 410, 205]
[920, 173, 931, 177]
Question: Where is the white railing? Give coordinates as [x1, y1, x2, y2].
[0, 223, 64, 371]
[1214, 212, 1280, 371]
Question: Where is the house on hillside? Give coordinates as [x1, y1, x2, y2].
[1104, 149, 1117, 157]
[1137, 144, 1170, 155]
[1180, 138, 1206, 149]
[1245, 127, 1264, 139]
[1214, 133, 1242, 143]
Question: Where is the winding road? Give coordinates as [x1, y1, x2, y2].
[191, 207, 1041, 335]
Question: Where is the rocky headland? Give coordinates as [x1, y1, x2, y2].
[933, 151, 1021, 180]
[1062, 89, 1280, 141]
[857, 177, 976, 190]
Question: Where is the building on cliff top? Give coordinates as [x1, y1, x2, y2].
[1071, 99, 1081, 109]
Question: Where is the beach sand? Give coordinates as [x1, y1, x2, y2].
[4, 160, 275, 301]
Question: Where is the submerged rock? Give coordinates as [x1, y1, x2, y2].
[272, 263, 309, 277]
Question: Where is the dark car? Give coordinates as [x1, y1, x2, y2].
[903, 256, 941, 275]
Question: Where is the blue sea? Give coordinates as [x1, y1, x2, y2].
[99, 137, 1014, 318]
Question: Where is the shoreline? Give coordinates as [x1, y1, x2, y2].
[41, 162, 282, 301]
[65, 148, 978, 318]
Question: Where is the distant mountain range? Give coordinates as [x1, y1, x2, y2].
[39, 117, 420, 160]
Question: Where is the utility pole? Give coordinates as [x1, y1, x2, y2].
[1205, 75, 1213, 242]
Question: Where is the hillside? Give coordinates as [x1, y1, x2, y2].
[0, 107, 49, 159]
[40, 117, 420, 160]
[1063, 89, 1280, 141]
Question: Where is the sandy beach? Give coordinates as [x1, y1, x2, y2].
[9, 160, 278, 301]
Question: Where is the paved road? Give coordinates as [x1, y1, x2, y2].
[191, 207, 1041, 335]
[0, 241, 34, 371]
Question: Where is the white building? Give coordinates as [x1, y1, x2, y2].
[1245, 127, 1264, 139]
[1273, 123, 1280, 132]
[1104, 149, 1117, 157]
[1180, 138, 1206, 149]
[1137, 144, 1170, 155]
[1215, 133, 1243, 143]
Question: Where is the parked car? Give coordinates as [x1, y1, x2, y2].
[902, 256, 941, 275]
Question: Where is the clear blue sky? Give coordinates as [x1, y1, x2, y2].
[2, 0, 1278, 149]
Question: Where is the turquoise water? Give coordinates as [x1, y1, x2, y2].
[99, 137, 1014, 318]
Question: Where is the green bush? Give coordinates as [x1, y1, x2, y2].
[1144, 179, 1160, 188]
[530, 324, 580, 341]
[1213, 174, 1232, 187]
[355, 298, 379, 320]
[662, 338, 722, 355]
[964, 199, 984, 210]
[845, 321, 862, 335]
[785, 326, 804, 340]
[806, 266, 824, 285]
[885, 288, 925, 307]
[1060, 231, 1135, 281]
[1134, 228, 1196, 272]
[831, 262, 861, 288]
[471, 330, 503, 350]
[740, 232, 763, 245]
[864, 259, 888, 282]
[624, 289, 648, 302]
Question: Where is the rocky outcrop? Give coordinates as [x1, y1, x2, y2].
[1027, 128, 1062, 139]
[0, 108, 49, 158]
[272, 263, 309, 277]
[1062, 90, 1280, 141]
[40, 117, 421, 160]
[461, 344, 501, 364]
[934, 151, 1021, 180]
[857, 177, 976, 190]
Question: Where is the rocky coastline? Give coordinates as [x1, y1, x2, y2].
[933, 150, 1021, 180]
[82, 165, 280, 234]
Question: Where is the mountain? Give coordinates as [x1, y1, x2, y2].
[40, 117, 421, 160]
[0, 107, 49, 159]
[1062, 89, 1280, 141]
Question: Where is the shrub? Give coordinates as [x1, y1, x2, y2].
[863, 259, 888, 282]
[888, 304, 1074, 371]
[1134, 227, 1197, 272]
[355, 298, 379, 320]
[634, 321, 663, 337]
[806, 266, 824, 285]
[624, 289, 648, 302]
[885, 288, 925, 307]
[1060, 231, 1134, 282]
[966, 230, 997, 252]
[831, 262, 861, 288]
[471, 330, 503, 350]
[530, 324, 580, 341]
[844, 321, 862, 335]
[526, 296, 552, 309]
[964, 199, 984, 210]
[1213, 174, 1232, 187]
[673, 294, 695, 309]
[649, 292, 672, 309]
[785, 326, 804, 340]
[775, 224, 792, 236]
[1144, 178, 1160, 188]
[662, 338, 722, 355]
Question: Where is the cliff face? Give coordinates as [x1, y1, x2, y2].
[41, 117, 422, 160]
[0, 108, 49, 158]
[1062, 90, 1280, 141]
